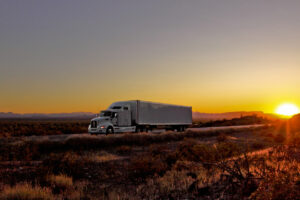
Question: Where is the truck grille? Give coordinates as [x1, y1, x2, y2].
[91, 121, 97, 128]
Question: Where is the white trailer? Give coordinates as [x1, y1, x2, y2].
[88, 100, 192, 134]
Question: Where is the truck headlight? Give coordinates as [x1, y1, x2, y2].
[100, 126, 105, 129]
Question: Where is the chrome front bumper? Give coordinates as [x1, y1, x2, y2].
[88, 128, 105, 134]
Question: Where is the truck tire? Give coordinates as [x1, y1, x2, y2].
[177, 126, 184, 132]
[136, 126, 144, 133]
[135, 127, 140, 133]
[106, 127, 114, 135]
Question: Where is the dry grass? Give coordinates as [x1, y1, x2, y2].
[248, 146, 300, 200]
[0, 183, 54, 200]
[0, 180, 87, 200]
[136, 170, 195, 199]
[84, 151, 122, 163]
[47, 174, 73, 190]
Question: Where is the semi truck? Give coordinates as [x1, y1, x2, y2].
[88, 100, 192, 134]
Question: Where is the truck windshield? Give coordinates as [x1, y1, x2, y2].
[112, 106, 122, 109]
[100, 111, 112, 117]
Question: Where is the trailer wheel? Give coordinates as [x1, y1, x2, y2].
[177, 126, 184, 132]
[106, 127, 114, 135]
[146, 128, 152, 133]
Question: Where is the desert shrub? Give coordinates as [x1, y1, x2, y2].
[172, 160, 200, 172]
[47, 174, 73, 192]
[85, 151, 121, 162]
[249, 146, 300, 199]
[148, 144, 169, 156]
[175, 141, 241, 164]
[286, 133, 300, 147]
[215, 142, 241, 159]
[129, 144, 178, 181]
[209, 145, 300, 199]
[0, 183, 54, 200]
[42, 152, 90, 179]
[250, 141, 266, 150]
[217, 133, 228, 143]
[44, 174, 85, 198]
[116, 145, 132, 154]
[130, 154, 169, 180]
[274, 133, 286, 143]
[261, 131, 274, 138]
[184, 144, 216, 162]
[0, 141, 40, 161]
[250, 172, 300, 200]
[133, 160, 213, 200]
[136, 170, 196, 199]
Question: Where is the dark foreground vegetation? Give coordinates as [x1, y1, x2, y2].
[0, 119, 90, 137]
[0, 119, 299, 199]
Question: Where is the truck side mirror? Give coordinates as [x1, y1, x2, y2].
[112, 113, 118, 118]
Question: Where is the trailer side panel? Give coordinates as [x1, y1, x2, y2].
[136, 100, 192, 125]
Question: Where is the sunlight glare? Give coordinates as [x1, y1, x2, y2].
[275, 103, 299, 117]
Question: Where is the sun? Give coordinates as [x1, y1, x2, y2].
[275, 103, 300, 117]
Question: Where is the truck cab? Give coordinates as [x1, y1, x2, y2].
[88, 104, 135, 134]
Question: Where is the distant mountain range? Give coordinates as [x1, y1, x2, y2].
[0, 111, 277, 121]
[0, 112, 96, 119]
[193, 111, 278, 121]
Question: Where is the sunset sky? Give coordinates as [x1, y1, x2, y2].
[1, 0, 300, 114]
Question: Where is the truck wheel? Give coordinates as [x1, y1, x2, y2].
[136, 126, 144, 133]
[177, 126, 184, 132]
[135, 127, 140, 133]
[106, 127, 114, 135]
